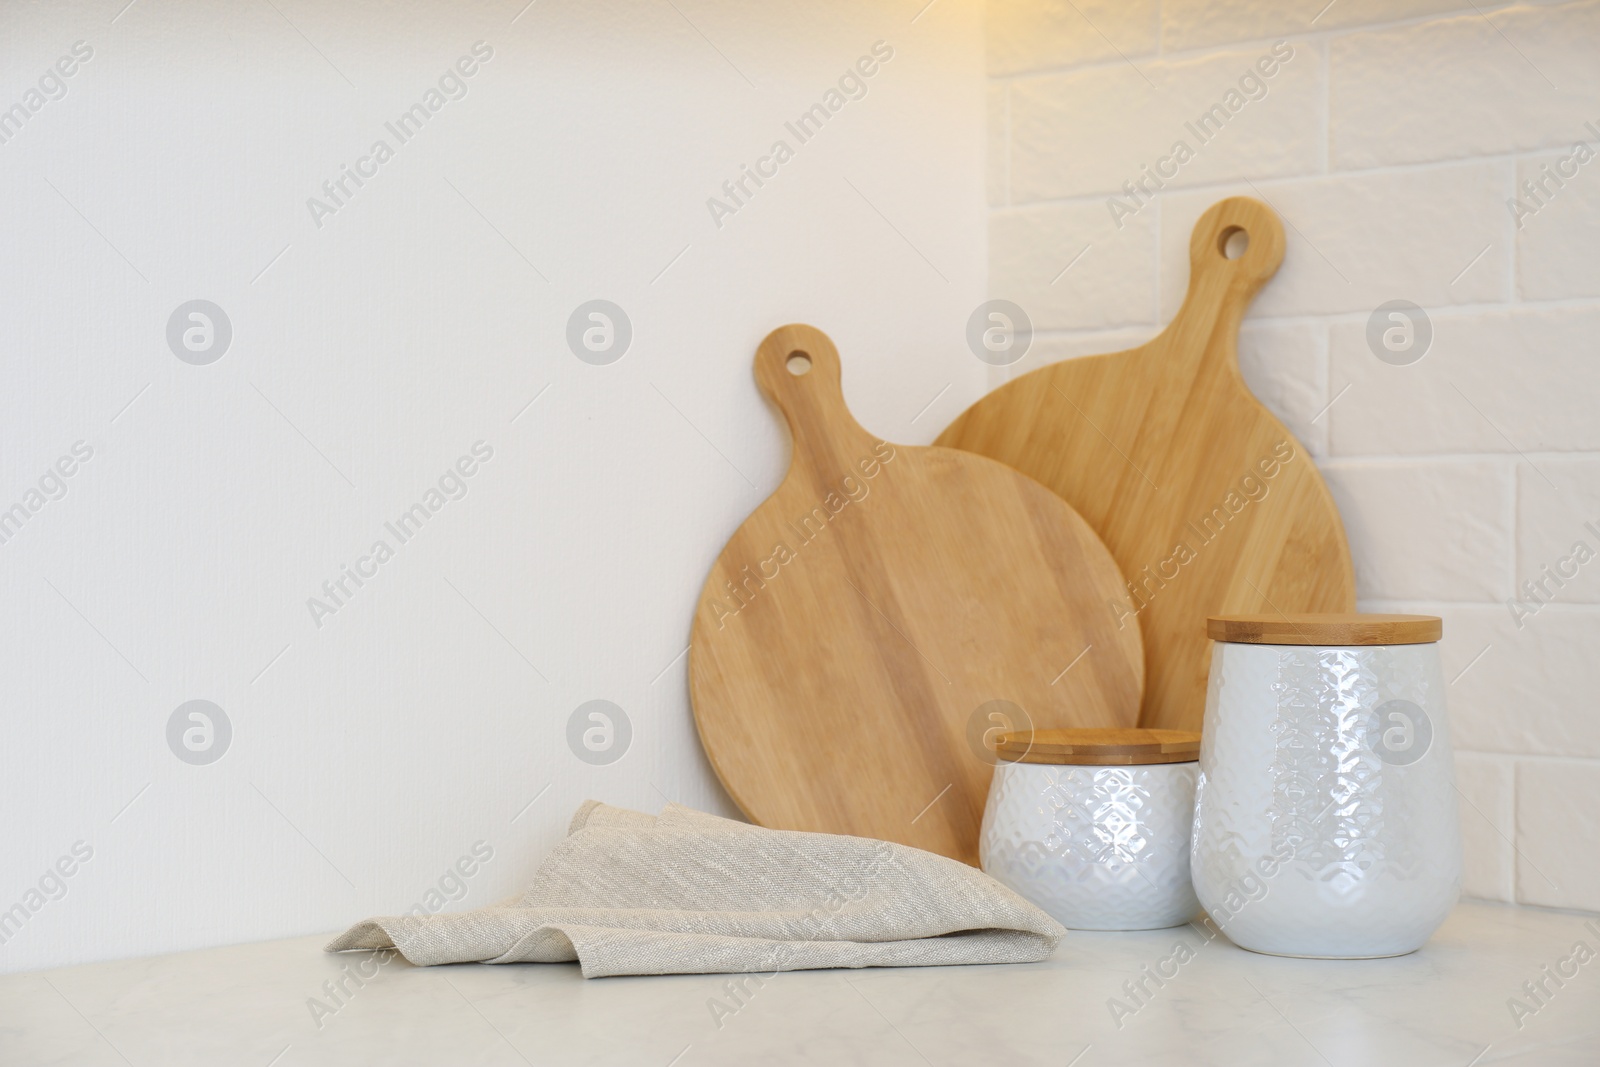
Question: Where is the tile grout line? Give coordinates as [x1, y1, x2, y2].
[992, 150, 1590, 215]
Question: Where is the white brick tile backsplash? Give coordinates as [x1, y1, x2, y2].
[1321, 460, 1513, 601]
[994, 328, 1159, 387]
[1330, 1, 1600, 169]
[1161, 0, 1461, 53]
[1009, 40, 1321, 202]
[1237, 321, 1328, 457]
[1455, 752, 1515, 903]
[1328, 306, 1600, 456]
[988, 0, 1157, 77]
[1018, 328, 1161, 362]
[1516, 150, 1600, 300]
[990, 201, 1157, 330]
[1515, 758, 1600, 911]
[988, 83, 1008, 206]
[1428, 604, 1600, 759]
[991, 0, 1600, 894]
[1157, 166, 1510, 320]
[1516, 460, 1600, 605]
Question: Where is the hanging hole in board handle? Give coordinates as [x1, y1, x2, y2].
[1219, 226, 1250, 260]
[786, 351, 813, 376]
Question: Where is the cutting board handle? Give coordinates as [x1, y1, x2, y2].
[754, 323, 875, 458]
[1170, 197, 1285, 369]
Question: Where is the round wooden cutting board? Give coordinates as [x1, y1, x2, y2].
[689, 324, 1144, 866]
[936, 197, 1356, 733]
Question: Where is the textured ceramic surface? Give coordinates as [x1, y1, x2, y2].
[981, 760, 1199, 930]
[1192, 641, 1462, 958]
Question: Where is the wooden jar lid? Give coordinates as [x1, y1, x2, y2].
[994, 728, 1201, 766]
[1206, 613, 1442, 646]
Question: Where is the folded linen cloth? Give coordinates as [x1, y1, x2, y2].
[326, 801, 1065, 977]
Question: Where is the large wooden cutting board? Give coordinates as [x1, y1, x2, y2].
[690, 324, 1144, 865]
[937, 197, 1355, 733]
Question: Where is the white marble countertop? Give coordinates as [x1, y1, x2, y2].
[3, 901, 1597, 1066]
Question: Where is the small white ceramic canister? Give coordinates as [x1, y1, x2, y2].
[980, 728, 1201, 930]
[1191, 614, 1461, 958]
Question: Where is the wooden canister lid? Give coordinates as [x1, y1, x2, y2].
[1206, 613, 1442, 646]
[994, 728, 1201, 766]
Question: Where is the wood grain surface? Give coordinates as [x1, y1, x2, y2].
[689, 324, 1144, 865]
[994, 727, 1201, 766]
[936, 197, 1356, 733]
[1207, 613, 1441, 646]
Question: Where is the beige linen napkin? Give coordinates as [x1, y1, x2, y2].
[326, 801, 1064, 977]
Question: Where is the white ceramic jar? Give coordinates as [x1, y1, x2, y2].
[980, 729, 1201, 930]
[1191, 614, 1461, 958]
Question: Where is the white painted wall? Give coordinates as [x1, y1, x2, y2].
[987, 0, 1600, 912]
[0, 0, 987, 973]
